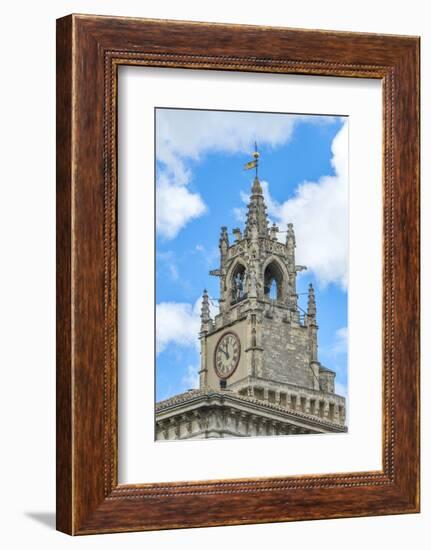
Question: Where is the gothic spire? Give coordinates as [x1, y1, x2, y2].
[251, 176, 263, 195]
[243, 144, 269, 238]
[244, 177, 270, 238]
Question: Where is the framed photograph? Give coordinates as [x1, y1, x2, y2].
[56, 14, 420, 535]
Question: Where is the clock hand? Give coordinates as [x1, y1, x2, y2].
[224, 343, 230, 359]
[219, 343, 230, 360]
[220, 346, 228, 359]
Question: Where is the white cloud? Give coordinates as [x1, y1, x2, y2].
[232, 206, 246, 223]
[331, 327, 348, 356]
[156, 301, 201, 355]
[156, 296, 219, 355]
[156, 250, 179, 281]
[318, 326, 348, 399]
[207, 296, 220, 318]
[239, 190, 250, 204]
[319, 326, 348, 364]
[156, 109, 335, 240]
[156, 174, 207, 240]
[262, 121, 348, 288]
[194, 243, 220, 268]
[156, 110, 302, 166]
[181, 364, 200, 391]
[335, 381, 348, 398]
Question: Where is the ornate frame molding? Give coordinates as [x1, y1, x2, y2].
[57, 15, 419, 534]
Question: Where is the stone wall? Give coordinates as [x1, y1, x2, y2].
[261, 314, 314, 389]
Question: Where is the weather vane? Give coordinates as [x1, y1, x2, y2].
[244, 141, 260, 178]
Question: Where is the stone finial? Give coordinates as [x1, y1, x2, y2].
[286, 222, 296, 247]
[270, 222, 279, 241]
[286, 222, 296, 264]
[200, 289, 211, 329]
[232, 227, 242, 241]
[307, 283, 317, 319]
[219, 226, 229, 256]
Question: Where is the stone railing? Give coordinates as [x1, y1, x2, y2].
[229, 376, 346, 425]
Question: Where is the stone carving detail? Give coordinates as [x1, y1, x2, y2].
[248, 267, 257, 297]
[233, 271, 245, 301]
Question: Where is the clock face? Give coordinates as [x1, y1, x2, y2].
[214, 332, 241, 379]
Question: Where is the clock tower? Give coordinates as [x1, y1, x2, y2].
[199, 174, 332, 400]
[155, 158, 346, 440]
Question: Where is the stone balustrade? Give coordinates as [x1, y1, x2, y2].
[230, 376, 346, 425]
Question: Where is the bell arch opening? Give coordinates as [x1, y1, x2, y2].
[230, 263, 247, 304]
[264, 260, 284, 301]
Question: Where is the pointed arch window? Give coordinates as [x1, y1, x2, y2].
[264, 260, 284, 301]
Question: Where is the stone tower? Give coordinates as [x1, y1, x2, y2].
[199, 175, 337, 401]
[155, 170, 346, 440]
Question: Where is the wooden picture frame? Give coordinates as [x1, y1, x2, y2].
[56, 14, 420, 535]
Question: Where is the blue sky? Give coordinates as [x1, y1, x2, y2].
[155, 108, 348, 401]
